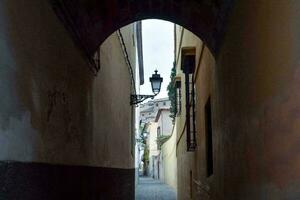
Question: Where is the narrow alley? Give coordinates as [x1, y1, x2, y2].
[0, 1, 300, 199]
[136, 177, 176, 200]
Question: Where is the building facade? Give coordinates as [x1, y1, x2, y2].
[174, 25, 215, 199]
[140, 98, 171, 124]
[138, 98, 172, 178]
[147, 108, 173, 180]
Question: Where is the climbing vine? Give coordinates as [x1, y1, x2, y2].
[167, 63, 177, 123]
[156, 135, 171, 149]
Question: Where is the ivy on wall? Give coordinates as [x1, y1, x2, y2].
[167, 63, 177, 123]
[157, 135, 171, 149]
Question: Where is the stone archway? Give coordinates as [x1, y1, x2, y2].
[50, 0, 234, 58]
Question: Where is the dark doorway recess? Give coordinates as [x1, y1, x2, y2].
[205, 97, 213, 177]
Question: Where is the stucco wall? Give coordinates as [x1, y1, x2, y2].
[92, 29, 135, 169]
[0, 0, 135, 169]
[161, 124, 177, 191]
[214, 1, 300, 199]
[175, 26, 213, 200]
[177, 1, 300, 200]
[157, 110, 173, 137]
[0, 0, 136, 198]
[0, 0, 92, 165]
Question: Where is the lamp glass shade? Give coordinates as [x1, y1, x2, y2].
[149, 70, 163, 95]
[151, 81, 161, 94]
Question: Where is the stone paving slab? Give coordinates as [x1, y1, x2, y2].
[135, 177, 176, 200]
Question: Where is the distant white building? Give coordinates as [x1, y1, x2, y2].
[138, 97, 171, 176]
[146, 107, 173, 179]
[139, 97, 171, 124]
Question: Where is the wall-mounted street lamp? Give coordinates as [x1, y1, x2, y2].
[130, 70, 163, 105]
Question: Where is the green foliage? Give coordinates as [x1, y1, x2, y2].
[156, 135, 171, 149]
[167, 63, 177, 123]
[142, 144, 149, 163]
[136, 126, 147, 146]
[138, 125, 149, 175]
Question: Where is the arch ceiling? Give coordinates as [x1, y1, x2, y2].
[50, 0, 234, 57]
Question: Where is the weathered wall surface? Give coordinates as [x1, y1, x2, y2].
[214, 1, 300, 199]
[92, 29, 135, 169]
[0, 0, 135, 198]
[0, 0, 92, 166]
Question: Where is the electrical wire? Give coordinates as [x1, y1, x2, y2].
[117, 29, 137, 96]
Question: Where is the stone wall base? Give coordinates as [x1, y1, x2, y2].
[0, 161, 135, 200]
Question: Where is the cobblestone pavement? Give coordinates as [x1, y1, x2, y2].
[135, 177, 177, 200]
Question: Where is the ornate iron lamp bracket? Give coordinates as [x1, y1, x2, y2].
[130, 94, 156, 105]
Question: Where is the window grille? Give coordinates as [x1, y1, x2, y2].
[175, 80, 182, 115]
[181, 50, 197, 152]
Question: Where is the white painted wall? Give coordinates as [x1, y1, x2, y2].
[161, 125, 177, 190]
[147, 122, 159, 177]
[156, 109, 173, 136]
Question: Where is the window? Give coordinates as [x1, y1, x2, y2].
[205, 97, 213, 177]
[157, 126, 161, 137]
[181, 48, 196, 151]
[163, 102, 166, 106]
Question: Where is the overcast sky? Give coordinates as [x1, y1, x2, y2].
[139, 19, 174, 99]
